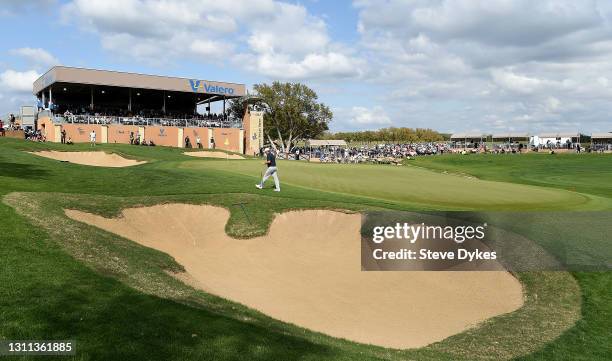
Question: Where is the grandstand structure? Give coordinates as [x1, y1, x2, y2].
[33, 66, 263, 154]
[449, 131, 596, 150]
[450, 133, 488, 148]
[591, 132, 612, 151]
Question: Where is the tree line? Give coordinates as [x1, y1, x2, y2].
[320, 127, 447, 143]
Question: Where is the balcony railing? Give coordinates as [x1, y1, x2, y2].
[51, 113, 241, 128]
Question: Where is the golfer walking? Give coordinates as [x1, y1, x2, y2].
[256, 148, 280, 192]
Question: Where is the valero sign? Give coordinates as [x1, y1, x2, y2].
[189, 79, 235, 95]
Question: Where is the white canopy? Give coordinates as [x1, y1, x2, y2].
[491, 133, 529, 139]
[307, 139, 347, 147]
[591, 132, 612, 139]
[450, 133, 487, 140]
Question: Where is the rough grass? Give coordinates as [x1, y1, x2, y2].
[3, 192, 582, 361]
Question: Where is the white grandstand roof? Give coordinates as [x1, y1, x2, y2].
[450, 133, 488, 139]
[491, 133, 530, 139]
[591, 132, 612, 139]
[538, 132, 580, 138]
[307, 139, 347, 147]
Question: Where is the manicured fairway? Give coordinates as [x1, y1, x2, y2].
[412, 152, 612, 198]
[1, 138, 610, 361]
[181, 158, 607, 210]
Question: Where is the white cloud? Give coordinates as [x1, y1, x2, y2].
[9, 48, 59, 68]
[544, 96, 561, 113]
[0, 69, 38, 115]
[0, 70, 39, 93]
[62, 0, 362, 80]
[249, 52, 362, 80]
[491, 69, 548, 94]
[353, 0, 612, 132]
[190, 39, 233, 58]
[350, 106, 392, 125]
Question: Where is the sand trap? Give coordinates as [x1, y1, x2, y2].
[66, 204, 523, 349]
[30, 151, 146, 167]
[184, 151, 244, 159]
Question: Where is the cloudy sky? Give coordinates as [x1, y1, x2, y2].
[1, 0, 612, 133]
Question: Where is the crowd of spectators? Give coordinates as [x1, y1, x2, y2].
[1, 114, 21, 131]
[277, 142, 452, 163]
[54, 104, 234, 128]
[24, 128, 46, 142]
[533, 139, 582, 151]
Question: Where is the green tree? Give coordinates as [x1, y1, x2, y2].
[321, 127, 445, 143]
[254, 82, 332, 153]
[226, 96, 265, 122]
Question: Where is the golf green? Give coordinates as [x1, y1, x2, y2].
[181, 158, 605, 210]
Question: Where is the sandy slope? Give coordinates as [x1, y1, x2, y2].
[30, 151, 146, 167]
[184, 151, 244, 159]
[66, 204, 523, 349]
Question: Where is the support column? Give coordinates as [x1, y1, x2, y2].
[178, 128, 184, 148]
[90, 86, 94, 110]
[162, 91, 166, 114]
[53, 125, 62, 143]
[239, 129, 244, 154]
[128, 89, 132, 112]
[100, 125, 108, 143]
[42, 92, 46, 108]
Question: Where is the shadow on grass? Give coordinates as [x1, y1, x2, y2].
[0, 162, 50, 179]
[18, 280, 339, 361]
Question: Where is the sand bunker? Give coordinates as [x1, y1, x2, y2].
[66, 204, 523, 349]
[184, 151, 244, 159]
[30, 151, 146, 167]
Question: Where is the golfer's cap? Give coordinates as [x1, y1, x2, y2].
[264, 147, 270, 152]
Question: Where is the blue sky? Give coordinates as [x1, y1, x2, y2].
[1, 0, 612, 133]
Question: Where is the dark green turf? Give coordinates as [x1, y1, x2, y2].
[1, 138, 610, 360]
[412, 152, 612, 199]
